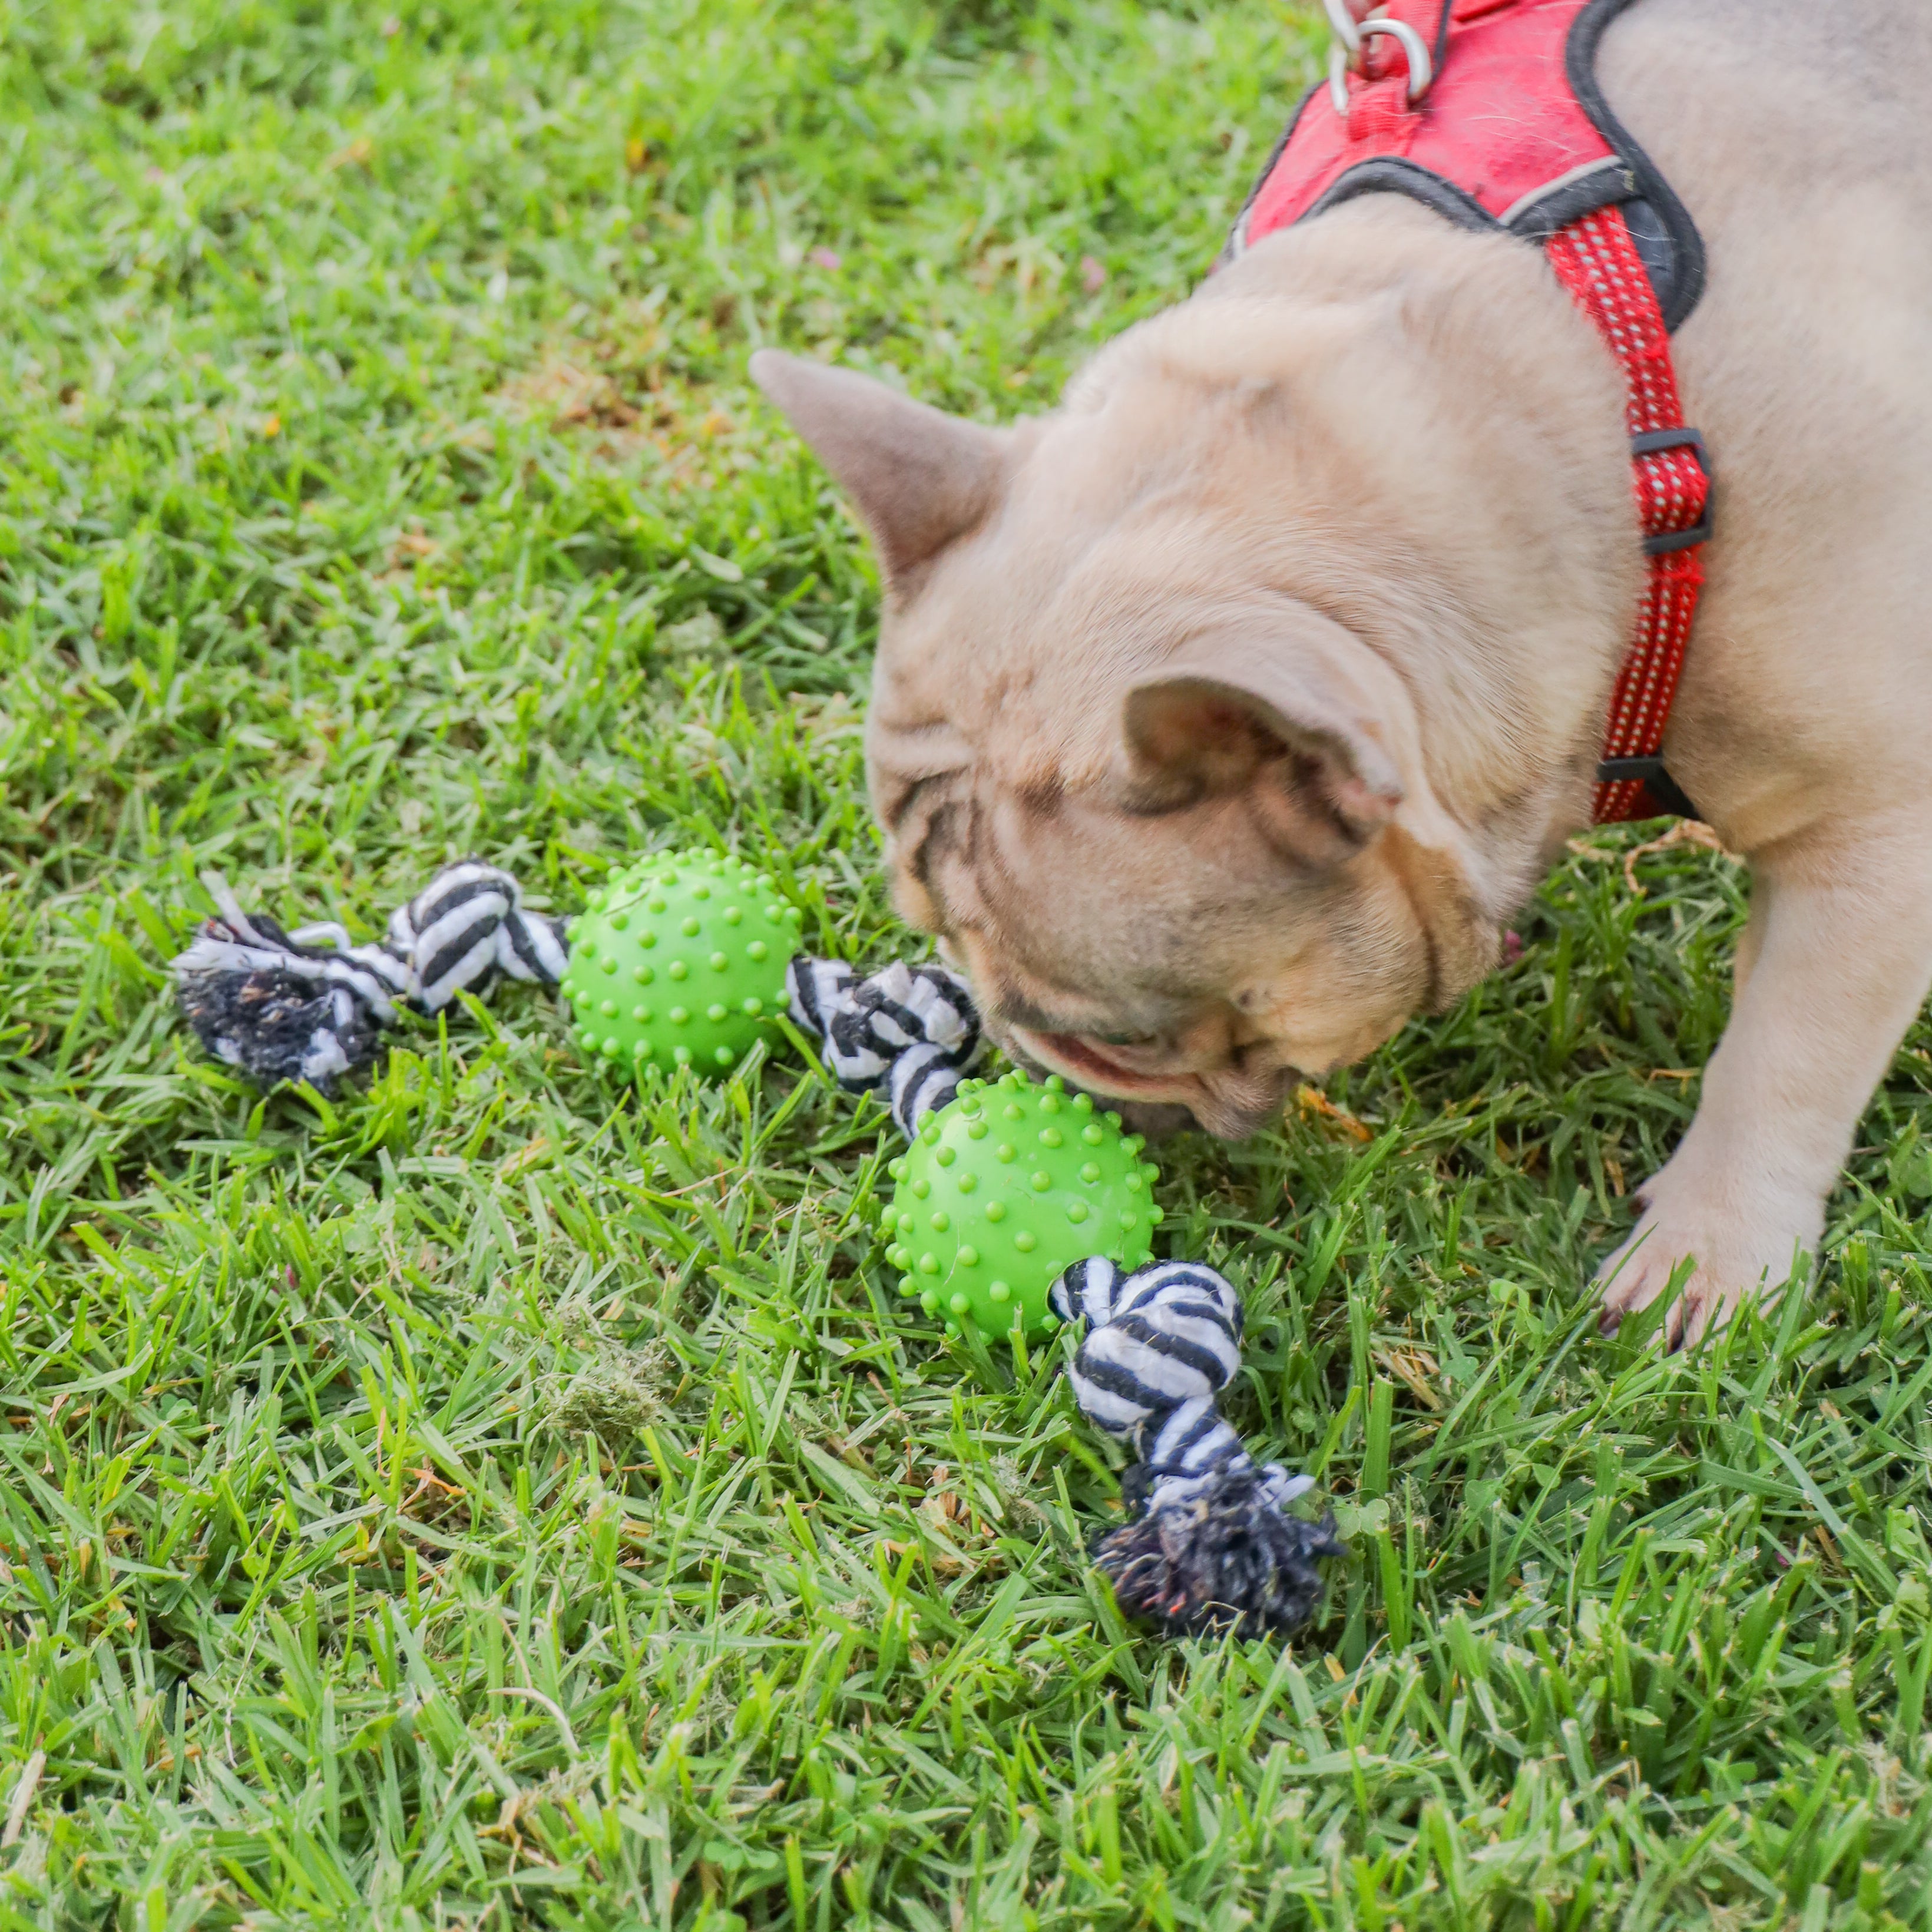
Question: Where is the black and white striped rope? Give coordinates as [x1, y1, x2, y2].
[785, 956, 982, 1137]
[171, 864, 1329, 1637]
[173, 862, 568, 1093]
[173, 862, 987, 1120]
[1049, 1256, 1343, 1637]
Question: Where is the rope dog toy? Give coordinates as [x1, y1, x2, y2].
[169, 860, 1340, 1639]
[171, 860, 978, 1119]
[1050, 1256, 1342, 1636]
[785, 956, 981, 1137]
[173, 864, 568, 1091]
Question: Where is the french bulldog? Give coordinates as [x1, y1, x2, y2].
[752, 0, 1932, 1347]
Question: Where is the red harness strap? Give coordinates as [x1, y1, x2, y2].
[1229, 0, 1712, 823]
[1544, 208, 1711, 821]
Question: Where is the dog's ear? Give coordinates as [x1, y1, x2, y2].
[751, 351, 1008, 591]
[1121, 624, 1405, 866]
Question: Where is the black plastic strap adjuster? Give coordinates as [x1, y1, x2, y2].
[1596, 756, 1700, 820]
[1631, 426, 1713, 555]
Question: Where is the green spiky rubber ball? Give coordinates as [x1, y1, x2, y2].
[882, 1071, 1162, 1341]
[558, 851, 799, 1081]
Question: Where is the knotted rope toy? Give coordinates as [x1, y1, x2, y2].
[785, 956, 980, 1137]
[173, 864, 569, 1091]
[170, 858, 1339, 1638]
[1050, 1256, 1343, 1637]
[171, 858, 980, 1120]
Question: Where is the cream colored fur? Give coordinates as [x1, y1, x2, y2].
[753, 0, 1932, 1348]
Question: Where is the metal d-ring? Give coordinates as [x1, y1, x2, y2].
[1328, 15, 1435, 114]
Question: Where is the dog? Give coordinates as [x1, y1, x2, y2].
[752, 0, 1932, 1348]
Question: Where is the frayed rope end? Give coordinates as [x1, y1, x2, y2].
[170, 864, 563, 1094]
[1051, 1255, 1342, 1640]
[175, 961, 378, 1094]
[1096, 1466, 1345, 1639]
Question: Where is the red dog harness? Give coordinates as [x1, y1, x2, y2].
[1227, 0, 1711, 822]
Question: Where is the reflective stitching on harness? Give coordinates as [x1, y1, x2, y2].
[1544, 206, 1711, 822]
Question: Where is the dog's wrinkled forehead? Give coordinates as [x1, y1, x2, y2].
[878, 743, 1306, 1011]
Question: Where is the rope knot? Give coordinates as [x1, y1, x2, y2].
[172, 862, 567, 1092]
[786, 956, 982, 1136]
[1050, 1256, 1342, 1636]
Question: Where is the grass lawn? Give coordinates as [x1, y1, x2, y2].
[2, 0, 1930, 1924]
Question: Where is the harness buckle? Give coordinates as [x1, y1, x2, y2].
[1595, 757, 1700, 821]
[1632, 426, 1714, 554]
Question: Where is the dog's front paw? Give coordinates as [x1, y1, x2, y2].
[1594, 1165, 1819, 1350]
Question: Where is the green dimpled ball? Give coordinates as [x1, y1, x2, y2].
[882, 1071, 1162, 1341]
[557, 851, 799, 1082]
